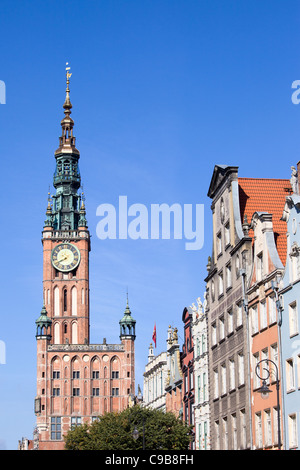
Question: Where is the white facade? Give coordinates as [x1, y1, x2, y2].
[143, 343, 168, 412]
[191, 296, 211, 450]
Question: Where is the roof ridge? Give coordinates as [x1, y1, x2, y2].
[238, 177, 289, 182]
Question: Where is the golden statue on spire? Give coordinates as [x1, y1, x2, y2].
[66, 62, 72, 84]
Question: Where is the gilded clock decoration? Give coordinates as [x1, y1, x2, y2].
[51, 243, 80, 272]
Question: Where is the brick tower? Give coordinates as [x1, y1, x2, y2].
[34, 65, 136, 450]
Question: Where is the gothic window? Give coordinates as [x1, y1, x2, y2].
[54, 323, 60, 344]
[54, 287, 60, 316]
[63, 289, 67, 312]
[72, 322, 78, 344]
[71, 287, 77, 316]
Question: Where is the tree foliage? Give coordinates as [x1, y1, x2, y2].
[64, 405, 192, 450]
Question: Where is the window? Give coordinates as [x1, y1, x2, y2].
[257, 253, 263, 281]
[212, 322, 217, 346]
[218, 271, 224, 296]
[238, 353, 245, 386]
[273, 407, 279, 446]
[199, 421, 208, 450]
[261, 349, 269, 384]
[63, 289, 67, 312]
[270, 344, 278, 372]
[112, 388, 119, 396]
[52, 388, 60, 396]
[202, 333, 207, 354]
[253, 353, 260, 389]
[222, 417, 228, 450]
[269, 296, 277, 324]
[260, 301, 267, 330]
[215, 421, 220, 450]
[235, 255, 240, 278]
[189, 369, 194, 390]
[226, 263, 232, 289]
[219, 316, 225, 341]
[229, 358, 235, 391]
[92, 371, 99, 379]
[240, 409, 247, 449]
[51, 417, 61, 440]
[197, 375, 201, 402]
[53, 371, 60, 379]
[251, 305, 259, 335]
[264, 409, 272, 447]
[286, 359, 295, 392]
[289, 302, 298, 337]
[237, 302, 243, 328]
[92, 388, 99, 396]
[71, 417, 81, 427]
[72, 388, 80, 396]
[203, 372, 207, 402]
[184, 373, 188, 393]
[221, 363, 227, 396]
[73, 371, 80, 379]
[288, 414, 298, 449]
[232, 414, 237, 450]
[112, 371, 119, 379]
[211, 280, 215, 302]
[228, 308, 233, 335]
[213, 369, 219, 399]
[217, 232, 222, 256]
[225, 222, 230, 247]
[255, 412, 262, 449]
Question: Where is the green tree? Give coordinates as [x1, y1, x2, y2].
[64, 405, 192, 450]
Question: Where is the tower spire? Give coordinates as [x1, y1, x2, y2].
[55, 62, 79, 156]
[51, 63, 84, 231]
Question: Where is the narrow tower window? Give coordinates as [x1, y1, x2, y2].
[63, 289, 67, 312]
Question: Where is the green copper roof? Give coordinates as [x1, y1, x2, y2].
[35, 305, 52, 326]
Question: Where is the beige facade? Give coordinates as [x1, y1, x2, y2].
[205, 165, 252, 450]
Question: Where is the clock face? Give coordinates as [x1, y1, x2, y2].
[51, 243, 80, 272]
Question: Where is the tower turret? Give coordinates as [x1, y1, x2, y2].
[119, 296, 136, 340]
[35, 305, 52, 340]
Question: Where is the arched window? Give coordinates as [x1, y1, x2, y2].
[63, 289, 67, 312]
[72, 322, 78, 345]
[54, 287, 60, 316]
[54, 323, 60, 344]
[72, 287, 77, 316]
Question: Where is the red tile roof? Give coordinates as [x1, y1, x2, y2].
[238, 178, 290, 265]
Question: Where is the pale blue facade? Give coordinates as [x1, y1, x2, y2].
[279, 194, 300, 450]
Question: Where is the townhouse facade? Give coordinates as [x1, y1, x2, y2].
[143, 343, 168, 412]
[246, 207, 286, 450]
[280, 164, 300, 449]
[191, 296, 210, 450]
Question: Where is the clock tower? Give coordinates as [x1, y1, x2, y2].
[42, 64, 90, 346]
[34, 66, 136, 450]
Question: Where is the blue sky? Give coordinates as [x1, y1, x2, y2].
[0, 0, 299, 450]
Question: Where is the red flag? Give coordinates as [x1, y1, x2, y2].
[152, 324, 157, 348]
